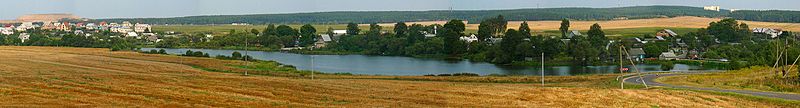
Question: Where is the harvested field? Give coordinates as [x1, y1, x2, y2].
[0, 46, 793, 107]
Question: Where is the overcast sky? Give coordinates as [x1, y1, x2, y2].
[1, 0, 798, 20]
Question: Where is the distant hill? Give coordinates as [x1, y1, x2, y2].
[91, 6, 733, 25]
[1, 13, 81, 23]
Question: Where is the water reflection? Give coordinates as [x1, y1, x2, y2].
[142, 48, 711, 76]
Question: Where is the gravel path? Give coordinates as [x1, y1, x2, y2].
[624, 73, 800, 101]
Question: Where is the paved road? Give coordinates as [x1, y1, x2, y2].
[624, 73, 800, 101]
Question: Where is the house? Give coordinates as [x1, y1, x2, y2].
[656, 29, 678, 37]
[332, 30, 347, 35]
[460, 34, 478, 43]
[568, 30, 582, 38]
[126, 32, 139, 38]
[18, 33, 30, 43]
[659, 52, 679, 60]
[15, 22, 34, 31]
[753, 28, 783, 38]
[704, 6, 720, 11]
[320, 34, 333, 42]
[73, 30, 84, 35]
[488, 38, 503, 44]
[628, 48, 646, 62]
[0, 27, 13, 35]
[134, 23, 151, 33]
[424, 34, 436, 38]
[146, 35, 161, 43]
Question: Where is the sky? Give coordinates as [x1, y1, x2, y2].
[1, 0, 799, 20]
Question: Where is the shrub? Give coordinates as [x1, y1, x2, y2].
[660, 62, 674, 71]
[232, 51, 242, 59]
[158, 49, 167, 54]
[452, 73, 480, 76]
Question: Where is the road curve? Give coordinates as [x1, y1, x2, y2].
[624, 73, 800, 101]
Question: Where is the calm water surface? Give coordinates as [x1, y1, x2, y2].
[142, 48, 711, 76]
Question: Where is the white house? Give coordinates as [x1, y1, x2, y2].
[460, 34, 479, 43]
[0, 28, 13, 35]
[126, 32, 139, 38]
[704, 6, 720, 11]
[753, 28, 783, 38]
[16, 22, 34, 31]
[134, 23, 151, 33]
[659, 52, 679, 60]
[18, 33, 30, 43]
[333, 30, 347, 35]
[568, 30, 582, 38]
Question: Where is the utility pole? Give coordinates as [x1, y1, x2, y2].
[311, 47, 315, 80]
[541, 52, 545, 87]
[244, 34, 249, 76]
[619, 46, 624, 89]
[621, 46, 648, 88]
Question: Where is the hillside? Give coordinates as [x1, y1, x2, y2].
[0, 46, 794, 107]
[1, 13, 81, 23]
[93, 6, 729, 24]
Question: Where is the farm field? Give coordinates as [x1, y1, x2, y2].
[154, 16, 800, 37]
[0, 46, 796, 107]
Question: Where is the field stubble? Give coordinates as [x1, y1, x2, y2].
[0, 46, 791, 107]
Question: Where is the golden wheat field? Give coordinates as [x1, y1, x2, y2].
[382, 16, 800, 32]
[0, 46, 793, 107]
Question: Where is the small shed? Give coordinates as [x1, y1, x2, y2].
[656, 29, 678, 37]
[659, 52, 679, 60]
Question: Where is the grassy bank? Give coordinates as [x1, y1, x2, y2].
[656, 66, 800, 94]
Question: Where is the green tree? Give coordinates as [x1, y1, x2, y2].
[477, 22, 491, 42]
[496, 29, 526, 64]
[559, 18, 570, 38]
[275, 25, 298, 36]
[406, 24, 425, 44]
[250, 29, 260, 35]
[707, 18, 751, 42]
[262, 24, 277, 36]
[299, 24, 317, 46]
[394, 22, 408, 37]
[346, 23, 360, 35]
[587, 23, 607, 46]
[519, 21, 531, 37]
[440, 20, 466, 56]
[232, 51, 243, 59]
[643, 42, 669, 57]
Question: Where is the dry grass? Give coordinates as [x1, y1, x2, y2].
[0, 46, 794, 107]
[657, 66, 800, 94]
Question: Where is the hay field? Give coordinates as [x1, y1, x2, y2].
[156, 16, 800, 37]
[657, 66, 800, 94]
[0, 46, 793, 107]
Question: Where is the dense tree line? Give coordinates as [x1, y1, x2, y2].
[0, 30, 139, 51]
[729, 10, 800, 23]
[88, 6, 731, 24]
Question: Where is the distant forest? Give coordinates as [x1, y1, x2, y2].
[85, 6, 797, 24]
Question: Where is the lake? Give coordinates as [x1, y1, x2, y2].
[141, 48, 711, 76]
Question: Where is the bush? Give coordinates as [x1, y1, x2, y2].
[158, 49, 167, 54]
[232, 51, 242, 59]
[660, 62, 674, 71]
[452, 73, 480, 76]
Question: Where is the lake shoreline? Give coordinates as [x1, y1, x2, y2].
[141, 48, 716, 76]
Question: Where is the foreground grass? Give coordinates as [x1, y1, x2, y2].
[656, 66, 800, 94]
[0, 46, 795, 107]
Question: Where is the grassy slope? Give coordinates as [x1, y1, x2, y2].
[0, 46, 796, 107]
[656, 66, 800, 94]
